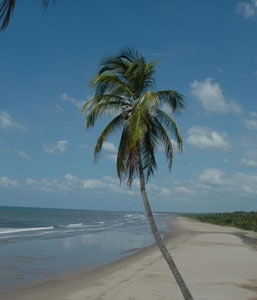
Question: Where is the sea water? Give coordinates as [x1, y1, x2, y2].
[0, 206, 172, 292]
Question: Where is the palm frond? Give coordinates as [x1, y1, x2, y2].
[152, 116, 174, 170]
[94, 113, 124, 161]
[82, 94, 126, 114]
[140, 91, 159, 112]
[99, 56, 130, 77]
[0, 0, 57, 31]
[126, 105, 147, 147]
[126, 148, 139, 187]
[116, 127, 129, 182]
[155, 108, 183, 151]
[42, 0, 57, 10]
[125, 57, 156, 98]
[99, 47, 157, 100]
[0, 0, 15, 31]
[141, 61, 157, 91]
[116, 124, 140, 187]
[83, 96, 130, 128]
[117, 46, 139, 63]
[157, 90, 184, 112]
[141, 127, 157, 181]
[91, 73, 132, 98]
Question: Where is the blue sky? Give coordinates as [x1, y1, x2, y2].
[0, 0, 257, 212]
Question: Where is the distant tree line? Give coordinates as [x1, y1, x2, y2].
[185, 212, 257, 232]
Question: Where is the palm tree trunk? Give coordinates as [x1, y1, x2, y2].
[138, 160, 194, 300]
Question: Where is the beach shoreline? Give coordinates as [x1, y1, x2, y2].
[3, 216, 257, 300]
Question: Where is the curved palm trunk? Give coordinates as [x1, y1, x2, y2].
[138, 161, 194, 300]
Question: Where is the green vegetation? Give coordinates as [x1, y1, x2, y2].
[185, 212, 257, 232]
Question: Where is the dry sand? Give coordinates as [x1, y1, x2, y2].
[3, 216, 257, 300]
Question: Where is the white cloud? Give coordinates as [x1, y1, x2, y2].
[43, 140, 68, 154]
[24, 174, 131, 195]
[244, 111, 257, 130]
[186, 126, 231, 151]
[232, 173, 257, 196]
[0, 176, 19, 188]
[190, 78, 241, 115]
[0, 146, 30, 159]
[194, 168, 257, 197]
[146, 181, 194, 200]
[82, 179, 105, 189]
[155, 168, 257, 206]
[198, 169, 226, 187]
[174, 185, 194, 195]
[242, 150, 257, 167]
[64, 173, 79, 183]
[61, 93, 84, 109]
[159, 188, 172, 197]
[0, 111, 26, 130]
[63, 174, 81, 189]
[242, 158, 257, 167]
[55, 104, 64, 113]
[105, 154, 117, 162]
[25, 178, 39, 187]
[102, 142, 117, 161]
[103, 142, 117, 153]
[15, 150, 30, 159]
[25, 177, 71, 192]
[237, 1, 257, 18]
[244, 119, 257, 130]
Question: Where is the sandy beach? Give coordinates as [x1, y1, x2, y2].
[3, 216, 257, 300]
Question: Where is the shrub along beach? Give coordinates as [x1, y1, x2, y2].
[185, 212, 257, 232]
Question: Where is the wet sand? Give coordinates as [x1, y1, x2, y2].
[3, 216, 257, 300]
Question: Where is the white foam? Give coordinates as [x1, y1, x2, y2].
[0, 226, 54, 235]
[66, 223, 83, 228]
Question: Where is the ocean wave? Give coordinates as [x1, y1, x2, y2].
[124, 214, 146, 220]
[0, 226, 54, 235]
[58, 222, 106, 229]
[0, 210, 170, 246]
[66, 223, 83, 228]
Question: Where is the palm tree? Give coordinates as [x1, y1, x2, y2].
[82, 47, 193, 300]
[0, 0, 56, 30]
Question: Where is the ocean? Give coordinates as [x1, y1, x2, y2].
[0, 206, 173, 293]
